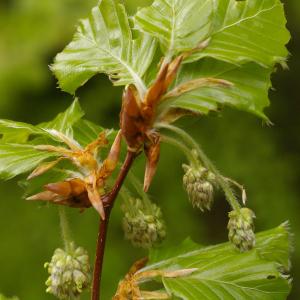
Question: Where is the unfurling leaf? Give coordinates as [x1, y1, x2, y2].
[0, 100, 120, 218]
[0, 144, 58, 180]
[0, 119, 44, 143]
[0, 99, 85, 145]
[52, 0, 157, 96]
[39, 98, 84, 138]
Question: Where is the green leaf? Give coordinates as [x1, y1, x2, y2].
[255, 221, 292, 271]
[189, 0, 290, 67]
[0, 99, 84, 144]
[0, 120, 45, 143]
[134, 0, 213, 57]
[0, 144, 57, 180]
[73, 119, 105, 147]
[38, 98, 84, 138]
[160, 59, 272, 120]
[149, 238, 200, 264]
[143, 223, 291, 300]
[52, 0, 157, 96]
[0, 99, 115, 180]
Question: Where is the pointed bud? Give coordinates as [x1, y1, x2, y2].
[86, 183, 105, 220]
[122, 198, 166, 249]
[183, 164, 216, 211]
[45, 242, 91, 299]
[144, 63, 169, 109]
[228, 208, 256, 252]
[144, 140, 160, 192]
[27, 158, 63, 179]
[120, 85, 144, 152]
[99, 130, 122, 179]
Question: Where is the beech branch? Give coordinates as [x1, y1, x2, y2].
[92, 151, 138, 300]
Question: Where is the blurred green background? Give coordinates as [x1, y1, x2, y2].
[0, 0, 299, 299]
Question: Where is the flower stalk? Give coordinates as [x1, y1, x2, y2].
[157, 123, 241, 211]
[59, 207, 72, 252]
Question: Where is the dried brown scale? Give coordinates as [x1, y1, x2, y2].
[26, 130, 123, 219]
[113, 257, 197, 299]
[120, 55, 186, 192]
[144, 138, 161, 192]
[120, 86, 145, 152]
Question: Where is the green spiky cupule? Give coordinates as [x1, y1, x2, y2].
[45, 242, 91, 299]
[183, 164, 216, 211]
[122, 197, 166, 249]
[228, 208, 256, 252]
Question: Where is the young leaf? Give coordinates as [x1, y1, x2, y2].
[0, 99, 85, 144]
[52, 0, 157, 96]
[142, 223, 291, 300]
[0, 120, 45, 143]
[0, 100, 111, 181]
[159, 59, 272, 120]
[38, 98, 84, 138]
[73, 119, 108, 147]
[189, 0, 290, 67]
[134, 0, 213, 58]
[0, 144, 58, 180]
[255, 221, 292, 271]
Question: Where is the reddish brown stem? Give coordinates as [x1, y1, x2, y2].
[92, 216, 109, 300]
[91, 151, 137, 300]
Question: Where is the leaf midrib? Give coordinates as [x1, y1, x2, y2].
[81, 33, 147, 97]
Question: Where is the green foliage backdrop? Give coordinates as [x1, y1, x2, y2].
[0, 0, 299, 299]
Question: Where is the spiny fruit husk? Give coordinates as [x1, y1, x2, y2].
[183, 164, 216, 211]
[228, 208, 256, 252]
[122, 198, 166, 249]
[45, 242, 91, 299]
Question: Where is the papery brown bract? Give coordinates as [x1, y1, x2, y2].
[119, 56, 186, 191]
[144, 138, 160, 192]
[27, 131, 123, 219]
